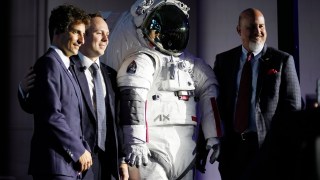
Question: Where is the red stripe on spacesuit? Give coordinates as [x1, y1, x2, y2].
[192, 116, 197, 122]
[145, 101, 149, 143]
[211, 97, 222, 137]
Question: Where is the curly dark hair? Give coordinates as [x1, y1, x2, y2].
[48, 4, 90, 42]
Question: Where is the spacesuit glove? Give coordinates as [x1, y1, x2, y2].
[206, 137, 220, 164]
[124, 143, 151, 167]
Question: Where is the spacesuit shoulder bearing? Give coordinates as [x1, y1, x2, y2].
[117, 49, 161, 89]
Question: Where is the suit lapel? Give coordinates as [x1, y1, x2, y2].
[50, 49, 83, 115]
[71, 56, 97, 119]
[232, 47, 242, 80]
[50, 49, 75, 85]
[231, 46, 243, 100]
[100, 66, 115, 120]
[256, 45, 270, 100]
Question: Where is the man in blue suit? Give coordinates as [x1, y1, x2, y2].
[26, 4, 92, 180]
[213, 8, 302, 180]
[18, 12, 131, 180]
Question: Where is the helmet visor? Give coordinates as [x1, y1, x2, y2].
[143, 4, 189, 55]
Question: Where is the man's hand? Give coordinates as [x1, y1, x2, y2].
[78, 150, 92, 172]
[119, 163, 129, 180]
[128, 165, 141, 180]
[21, 66, 36, 94]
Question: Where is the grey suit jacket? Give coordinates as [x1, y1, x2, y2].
[214, 44, 302, 145]
[28, 48, 85, 177]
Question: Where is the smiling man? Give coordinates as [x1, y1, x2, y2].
[213, 8, 302, 180]
[27, 4, 92, 180]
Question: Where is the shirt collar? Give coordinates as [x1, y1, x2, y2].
[50, 45, 70, 69]
[241, 45, 264, 60]
[78, 52, 101, 69]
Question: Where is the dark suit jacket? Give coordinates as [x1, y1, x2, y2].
[213, 44, 302, 145]
[28, 48, 85, 177]
[70, 55, 121, 179]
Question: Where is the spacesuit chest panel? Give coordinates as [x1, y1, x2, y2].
[158, 55, 195, 91]
[146, 54, 197, 126]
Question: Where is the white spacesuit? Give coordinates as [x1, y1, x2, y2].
[105, 0, 222, 179]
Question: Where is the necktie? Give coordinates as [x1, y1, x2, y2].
[234, 52, 253, 133]
[90, 63, 106, 151]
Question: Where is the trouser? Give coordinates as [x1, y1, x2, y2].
[33, 148, 108, 180]
[218, 132, 259, 180]
[83, 147, 108, 180]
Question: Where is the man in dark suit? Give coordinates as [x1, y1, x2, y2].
[26, 4, 92, 180]
[213, 8, 302, 180]
[69, 13, 129, 180]
[18, 12, 130, 180]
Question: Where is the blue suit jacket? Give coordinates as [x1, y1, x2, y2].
[28, 48, 85, 177]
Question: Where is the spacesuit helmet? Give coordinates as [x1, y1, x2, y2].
[141, 3, 189, 56]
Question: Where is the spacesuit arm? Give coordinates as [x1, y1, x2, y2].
[192, 55, 222, 139]
[117, 53, 155, 167]
[191, 54, 222, 166]
[121, 87, 151, 167]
